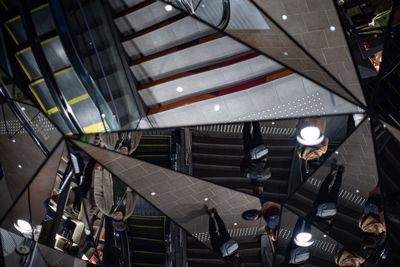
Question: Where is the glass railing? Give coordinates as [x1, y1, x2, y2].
[59, 0, 144, 131]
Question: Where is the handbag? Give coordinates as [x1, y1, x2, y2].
[220, 239, 239, 257]
[250, 145, 268, 160]
[316, 202, 337, 218]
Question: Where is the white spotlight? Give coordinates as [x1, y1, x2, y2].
[165, 4, 173, 11]
[214, 104, 220, 112]
[297, 126, 324, 146]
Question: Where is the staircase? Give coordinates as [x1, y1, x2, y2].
[127, 215, 168, 267]
[107, 0, 287, 117]
[190, 130, 295, 203]
[132, 134, 172, 169]
[186, 235, 232, 267]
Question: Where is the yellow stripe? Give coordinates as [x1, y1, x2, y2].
[15, 54, 33, 80]
[30, 77, 45, 87]
[46, 93, 90, 115]
[130, 236, 162, 242]
[53, 66, 72, 77]
[4, 23, 19, 45]
[4, 4, 49, 26]
[83, 122, 108, 133]
[130, 224, 163, 229]
[15, 35, 60, 56]
[28, 85, 47, 112]
[0, 0, 8, 10]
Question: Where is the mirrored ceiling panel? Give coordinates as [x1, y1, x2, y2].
[76, 114, 362, 205]
[285, 119, 388, 261]
[0, 101, 62, 221]
[276, 207, 349, 267]
[70, 139, 267, 266]
[250, 0, 367, 105]
[162, 0, 364, 106]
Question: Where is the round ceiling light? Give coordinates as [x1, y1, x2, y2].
[14, 219, 32, 234]
[294, 232, 314, 247]
[165, 4, 173, 11]
[297, 126, 324, 146]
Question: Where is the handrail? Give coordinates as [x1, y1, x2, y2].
[0, 86, 49, 156]
[17, 0, 83, 134]
[49, 0, 119, 131]
[218, 0, 230, 31]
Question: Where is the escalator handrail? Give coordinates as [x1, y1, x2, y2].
[0, 85, 49, 156]
[49, 0, 119, 132]
[218, 0, 230, 31]
[17, 0, 84, 134]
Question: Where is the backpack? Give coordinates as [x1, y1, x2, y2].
[289, 247, 310, 264]
[220, 239, 239, 257]
[250, 145, 268, 160]
[316, 202, 337, 218]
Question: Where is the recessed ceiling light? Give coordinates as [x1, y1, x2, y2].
[330, 26, 336, 31]
[165, 4, 173, 11]
[271, 122, 275, 125]
[11, 139, 16, 143]
[234, 222, 238, 226]
[335, 151, 339, 154]
[18, 164, 22, 168]
[283, 51, 288, 56]
[323, 234, 327, 237]
[356, 189, 359, 193]
[214, 104, 220, 112]
[201, 4, 205, 8]
[282, 15, 288, 20]
[204, 198, 208, 201]
[101, 113, 106, 118]
[21, 106, 26, 111]
[151, 192, 156, 196]
[176, 86, 183, 93]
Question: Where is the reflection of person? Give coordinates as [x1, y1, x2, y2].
[310, 163, 344, 232]
[240, 121, 271, 183]
[335, 247, 365, 267]
[204, 206, 242, 266]
[359, 187, 386, 234]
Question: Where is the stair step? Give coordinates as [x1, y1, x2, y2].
[192, 143, 293, 157]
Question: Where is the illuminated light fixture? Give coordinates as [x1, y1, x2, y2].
[151, 192, 156, 196]
[283, 51, 288, 56]
[14, 219, 32, 235]
[294, 232, 314, 247]
[335, 151, 339, 154]
[204, 198, 208, 201]
[234, 222, 238, 226]
[282, 14, 288, 20]
[12, 139, 16, 143]
[356, 189, 360, 193]
[214, 104, 220, 112]
[101, 113, 106, 118]
[165, 4, 173, 11]
[18, 164, 22, 169]
[323, 234, 327, 238]
[176, 86, 183, 93]
[21, 106, 26, 111]
[297, 118, 325, 146]
[330, 26, 336, 31]
[271, 122, 275, 125]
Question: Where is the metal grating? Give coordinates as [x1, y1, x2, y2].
[192, 226, 259, 242]
[195, 124, 296, 136]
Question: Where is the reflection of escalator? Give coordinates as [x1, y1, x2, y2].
[3, 2, 117, 133]
[127, 215, 167, 267]
[132, 135, 172, 169]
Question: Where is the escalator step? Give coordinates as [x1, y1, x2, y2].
[132, 253, 166, 265]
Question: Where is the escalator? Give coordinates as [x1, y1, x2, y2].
[132, 134, 172, 169]
[127, 215, 168, 267]
[1, 1, 127, 133]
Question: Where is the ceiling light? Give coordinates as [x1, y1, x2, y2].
[234, 222, 238, 226]
[101, 113, 106, 118]
[297, 126, 324, 146]
[11, 139, 15, 143]
[214, 104, 220, 112]
[165, 4, 173, 11]
[271, 122, 275, 125]
[204, 198, 208, 201]
[356, 189, 360, 193]
[21, 106, 26, 111]
[335, 151, 339, 154]
[294, 232, 314, 247]
[18, 164, 22, 168]
[151, 192, 156, 196]
[323, 234, 327, 237]
[330, 26, 336, 31]
[14, 219, 32, 234]
[176, 86, 183, 93]
[282, 15, 288, 20]
[283, 51, 288, 56]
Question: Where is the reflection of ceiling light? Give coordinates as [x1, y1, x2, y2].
[294, 232, 314, 247]
[204, 198, 208, 201]
[297, 126, 324, 146]
[18, 164, 22, 168]
[214, 104, 220, 112]
[165, 4, 173, 11]
[356, 189, 360, 193]
[21, 107, 26, 111]
[271, 122, 275, 125]
[330, 26, 336, 31]
[14, 219, 32, 234]
[283, 51, 288, 56]
[101, 113, 106, 118]
[176, 86, 183, 93]
[282, 15, 288, 20]
[201, 4, 205, 8]
[234, 222, 238, 226]
[151, 192, 156, 196]
[12, 139, 16, 143]
[335, 151, 339, 154]
[323, 234, 327, 237]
